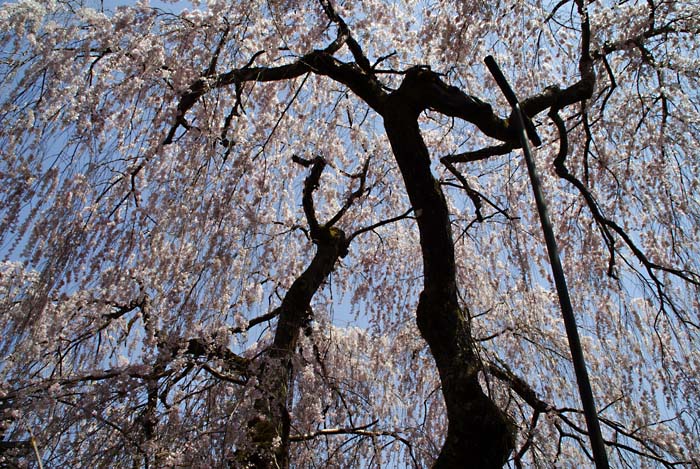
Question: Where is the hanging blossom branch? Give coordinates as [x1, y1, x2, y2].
[486, 361, 688, 468]
[548, 108, 700, 328]
[289, 421, 420, 467]
[439, 143, 515, 222]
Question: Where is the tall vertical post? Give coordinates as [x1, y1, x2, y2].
[484, 55, 610, 469]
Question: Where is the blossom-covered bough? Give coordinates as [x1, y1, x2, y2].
[1, 0, 698, 467]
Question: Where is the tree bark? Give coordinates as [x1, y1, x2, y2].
[383, 96, 515, 467]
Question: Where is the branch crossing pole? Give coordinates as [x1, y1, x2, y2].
[484, 55, 610, 469]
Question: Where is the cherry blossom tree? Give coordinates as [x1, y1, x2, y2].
[1, 0, 699, 467]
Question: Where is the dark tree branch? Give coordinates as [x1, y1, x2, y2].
[182, 338, 248, 373]
[347, 208, 414, 244]
[440, 158, 484, 221]
[204, 21, 230, 77]
[256, 72, 311, 158]
[230, 309, 281, 334]
[164, 29, 350, 145]
[441, 143, 514, 164]
[326, 156, 370, 228]
[486, 361, 548, 413]
[294, 155, 326, 236]
[319, 0, 372, 73]
[549, 109, 700, 292]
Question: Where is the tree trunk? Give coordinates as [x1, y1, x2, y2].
[383, 101, 515, 468]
